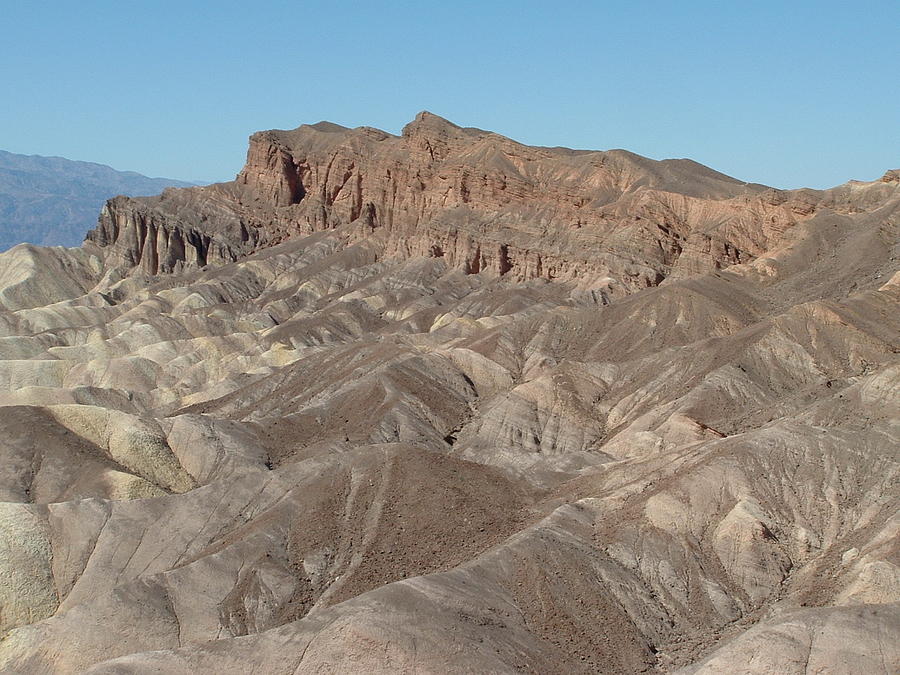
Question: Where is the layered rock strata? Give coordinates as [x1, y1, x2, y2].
[88, 112, 851, 296]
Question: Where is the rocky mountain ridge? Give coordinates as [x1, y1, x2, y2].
[89, 112, 894, 295]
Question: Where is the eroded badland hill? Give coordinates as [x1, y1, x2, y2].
[0, 113, 897, 673]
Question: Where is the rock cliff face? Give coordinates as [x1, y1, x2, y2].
[88, 112, 844, 295]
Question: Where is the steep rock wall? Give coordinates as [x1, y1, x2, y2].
[85, 113, 892, 293]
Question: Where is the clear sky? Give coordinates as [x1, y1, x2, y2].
[2, 1, 897, 188]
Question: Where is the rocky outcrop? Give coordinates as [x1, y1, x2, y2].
[87, 192, 261, 275]
[88, 113, 893, 294]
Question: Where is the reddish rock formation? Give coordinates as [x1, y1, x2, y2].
[88, 112, 864, 295]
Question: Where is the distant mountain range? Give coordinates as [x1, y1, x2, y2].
[0, 149, 197, 251]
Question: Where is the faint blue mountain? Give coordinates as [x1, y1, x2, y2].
[0, 150, 198, 251]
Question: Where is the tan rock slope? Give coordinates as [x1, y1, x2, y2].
[0, 113, 897, 673]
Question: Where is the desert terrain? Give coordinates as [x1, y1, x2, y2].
[0, 113, 897, 673]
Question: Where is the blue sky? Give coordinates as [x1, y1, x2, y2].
[2, 1, 897, 188]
